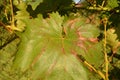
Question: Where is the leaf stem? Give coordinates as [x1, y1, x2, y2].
[10, 0, 14, 25]
[103, 17, 109, 80]
[101, 0, 105, 7]
[84, 61, 106, 80]
[9, 0, 21, 32]
[77, 55, 106, 80]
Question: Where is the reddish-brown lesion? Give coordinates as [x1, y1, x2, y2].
[31, 47, 46, 68]
[66, 18, 80, 29]
[46, 60, 57, 75]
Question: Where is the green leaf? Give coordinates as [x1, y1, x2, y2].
[106, 28, 120, 53]
[14, 2, 30, 32]
[27, 0, 43, 10]
[106, 0, 119, 9]
[15, 10, 29, 31]
[0, 38, 20, 80]
[13, 1, 27, 10]
[13, 12, 102, 79]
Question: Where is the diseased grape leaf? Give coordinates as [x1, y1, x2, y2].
[13, 12, 103, 80]
[63, 14, 104, 68]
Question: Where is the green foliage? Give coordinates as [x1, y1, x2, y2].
[106, 28, 120, 53]
[106, 0, 119, 9]
[0, 0, 120, 80]
[0, 27, 15, 48]
[26, 0, 43, 10]
[0, 38, 20, 80]
[15, 2, 30, 31]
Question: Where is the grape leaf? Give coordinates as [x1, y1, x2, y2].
[106, 28, 120, 53]
[15, 2, 30, 32]
[27, 0, 43, 10]
[13, 12, 102, 80]
[106, 0, 119, 9]
[0, 38, 20, 80]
